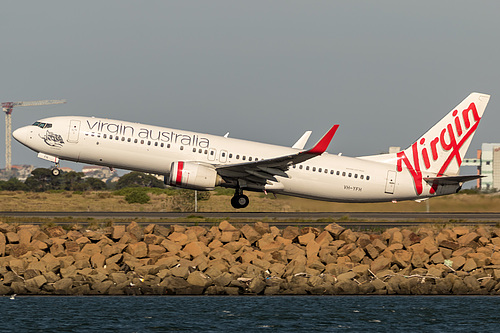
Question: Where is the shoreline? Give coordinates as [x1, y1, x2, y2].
[1, 221, 500, 296]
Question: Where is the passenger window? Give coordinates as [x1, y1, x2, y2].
[168, 144, 171, 148]
[330, 170, 334, 174]
[229, 153, 233, 158]
[299, 165, 303, 170]
[103, 134, 107, 139]
[354, 174, 358, 178]
[342, 172, 346, 176]
[147, 141, 151, 145]
[360, 175, 364, 180]
[115, 136, 119, 140]
[242, 156, 246, 161]
[249, 157, 252, 161]
[134, 139, 138, 143]
[306, 166, 310, 171]
[337, 171, 340, 176]
[180, 146, 184, 150]
[140, 140, 144, 144]
[367, 176, 370, 181]
[193, 148, 196, 152]
[161, 143, 164, 147]
[236, 155, 240, 159]
[122, 137, 125, 141]
[127, 138, 131, 142]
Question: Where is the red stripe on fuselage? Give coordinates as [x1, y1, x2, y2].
[176, 161, 184, 185]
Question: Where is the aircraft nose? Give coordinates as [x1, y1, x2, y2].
[12, 126, 29, 143]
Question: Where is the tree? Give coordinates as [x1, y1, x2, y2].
[115, 172, 164, 189]
[85, 177, 107, 190]
[60, 171, 87, 191]
[0, 178, 28, 191]
[24, 168, 62, 192]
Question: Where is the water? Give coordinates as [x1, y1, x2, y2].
[1, 296, 500, 332]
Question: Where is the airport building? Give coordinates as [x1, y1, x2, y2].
[463, 143, 500, 191]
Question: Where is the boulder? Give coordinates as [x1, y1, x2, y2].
[168, 232, 189, 246]
[339, 229, 357, 244]
[183, 242, 209, 258]
[393, 249, 412, 268]
[240, 225, 262, 244]
[324, 223, 345, 239]
[306, 241, 320, 259]
[248, 278, 266, 294]
[282, 226, 300, 240]
[81, 243, 101, 256]
[370, 256, 391, 274]
[126, 242, 148, 258]
[298, 232, 315, 246]
[348, 247, 366, 263]
[334, 280, 359, 294]
[126, 222, 144, 241]
[220, 231, 240, 243]
[0, 232, 6, 256]
[44, 226, 66, 238]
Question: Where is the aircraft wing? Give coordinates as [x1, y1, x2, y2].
[216, 125, 339, 186]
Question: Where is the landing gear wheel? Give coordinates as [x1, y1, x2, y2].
[51, 168, 61, 177]
[231, 194, 249, 209]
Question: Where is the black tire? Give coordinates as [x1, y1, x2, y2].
[51, 168, 60, 177]
[231, 194, 249, 209]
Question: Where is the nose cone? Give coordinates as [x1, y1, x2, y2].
[12, 126, 29, 144]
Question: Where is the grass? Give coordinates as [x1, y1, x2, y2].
[0, 190, 500, 214]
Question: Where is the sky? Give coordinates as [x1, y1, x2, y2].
[2, 1, 499, 174]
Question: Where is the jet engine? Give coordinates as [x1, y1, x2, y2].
[169, 161, 222, 190]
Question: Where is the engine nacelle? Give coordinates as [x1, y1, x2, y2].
[169, 161, 221, 190]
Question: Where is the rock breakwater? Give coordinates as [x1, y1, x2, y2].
[2, 221, 500, 295]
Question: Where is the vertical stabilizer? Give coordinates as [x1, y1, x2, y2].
[397, 92, 490, 194]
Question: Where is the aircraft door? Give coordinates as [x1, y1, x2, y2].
[68, 120, 81, 143]
[208, 148, 217, 161]
[220, 150, 228, 163]
[385, 170, 397, 194]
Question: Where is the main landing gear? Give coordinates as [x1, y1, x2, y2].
[231, 188, 249, 209]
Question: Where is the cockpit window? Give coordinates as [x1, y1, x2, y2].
[32, 122, 52, 129]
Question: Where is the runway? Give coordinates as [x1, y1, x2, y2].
[1, 211, 500, 228]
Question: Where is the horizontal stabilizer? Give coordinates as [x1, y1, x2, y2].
[424, 174, 484, 186]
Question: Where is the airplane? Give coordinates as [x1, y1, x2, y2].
[12, 92, 490, 209]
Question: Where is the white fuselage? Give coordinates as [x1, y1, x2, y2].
[13, 116, 456, 203]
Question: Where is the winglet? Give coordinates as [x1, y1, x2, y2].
[305, 125, 339, 155]
[292, 130, 312, 149]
